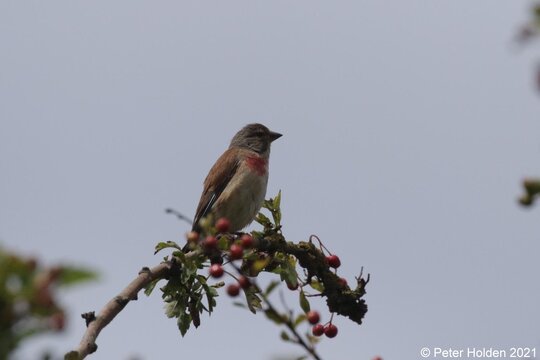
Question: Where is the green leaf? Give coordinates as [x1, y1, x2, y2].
[294, 313, 307, 327]
[232, 301, 247, 309]
[273, 190, 281, 210]
[280, 330, 290, 341]
[299, 290, 310, 313]
[57, 267, 97, 287]
[154, 241, 182, 254]
[244, 287, 262, 314]
[64, 351, 80, 360]
[309, 280, 325, 292]
[178, 311, 191, 337]
[252, 258, 270, 274]
[265, 309, 285, 324]
[144, 279, 160, 296]
[264, 280, 280, 296]
[255, 212, 272, 227]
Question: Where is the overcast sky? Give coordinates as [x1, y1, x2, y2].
[2, 1, 540, 359]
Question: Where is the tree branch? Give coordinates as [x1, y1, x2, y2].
[64, 261, 174, 360]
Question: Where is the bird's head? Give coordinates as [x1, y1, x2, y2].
[230, 123, 282, 155]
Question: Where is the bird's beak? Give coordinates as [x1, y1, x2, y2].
[269, 131, 282, 142]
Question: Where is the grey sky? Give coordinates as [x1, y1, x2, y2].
[2, 1, 540, 359]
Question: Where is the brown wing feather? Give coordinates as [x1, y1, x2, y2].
[192, 148, 240, 231]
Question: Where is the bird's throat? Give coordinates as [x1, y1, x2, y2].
[246, 155, 268, 176]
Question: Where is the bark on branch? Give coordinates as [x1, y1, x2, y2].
[64, 262, 174, 360]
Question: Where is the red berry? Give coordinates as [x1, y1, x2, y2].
[215, 217, 231, 233]
[187, 231, 199, 243]
[372, 357, 383, 360]
[338, 277, 348, 287]
[286, 282, 298, 290]
[326, 255, 341, 269]
[227, 283, 240, 297]
[209, 264, 224, 278]
[229, 244, 244, 260]
[240, 234, 254, 248]
[203, 236, 218, 250]
[312, 324, 324, 336]
[238, 275, 251, 289]
[324, 323, 338, 338]
[306, 310, 320, 324]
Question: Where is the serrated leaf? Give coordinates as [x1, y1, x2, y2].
[299, 290, 310, 313]
[255, 212, 272, 227]
[178, 311, 191, 337]
[244, 287, 262, 314]
[273, 190, 281, 209]
[265, 309, 285, 324]
[154, 241, 181, 254]
[264, 280, 280, 296]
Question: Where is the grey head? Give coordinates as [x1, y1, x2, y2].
[229, 123, 282, 154]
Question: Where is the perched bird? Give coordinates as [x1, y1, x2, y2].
[191, 123, 282, 234]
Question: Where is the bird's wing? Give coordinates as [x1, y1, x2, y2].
[192, 148, 240, 231]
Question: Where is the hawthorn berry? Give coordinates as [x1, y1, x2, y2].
[326, 255, 341, 269]
[286, 282, 299, 291]
[238, 275, 251, 289]
[312, 324, 324, 336]
[215, 217, 231, 233]
[324, 323, 338, 338]
[307, 310, 320, 325]
[240, 234, 254, 248]
[337, 277, 348, 287]
[203, 236, 218, 250]
[227, 283, 240, 297]
[187, 231, 199, 243]
[229, 244, 244, 260]
[209, 264, 224, 278]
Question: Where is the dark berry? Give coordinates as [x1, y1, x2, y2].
[209, 264, 224, 278]
[307, 311, 320, 324]
[203, 236, 218, 250]
[287, 282, 299, 290]
[240, 234, 254, 248]
[229, 244, 243, 260]
[326, 255, 341, 269]
[312, 324, 324, 336]
[215, 217, 231, 233]
[324, 323, 338, 338]
[227, 283, 240, 297]
[238, 275, 250, 289]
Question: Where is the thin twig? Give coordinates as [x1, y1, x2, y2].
[230, 263, 322, 360]
[165, 208, 193, 225]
